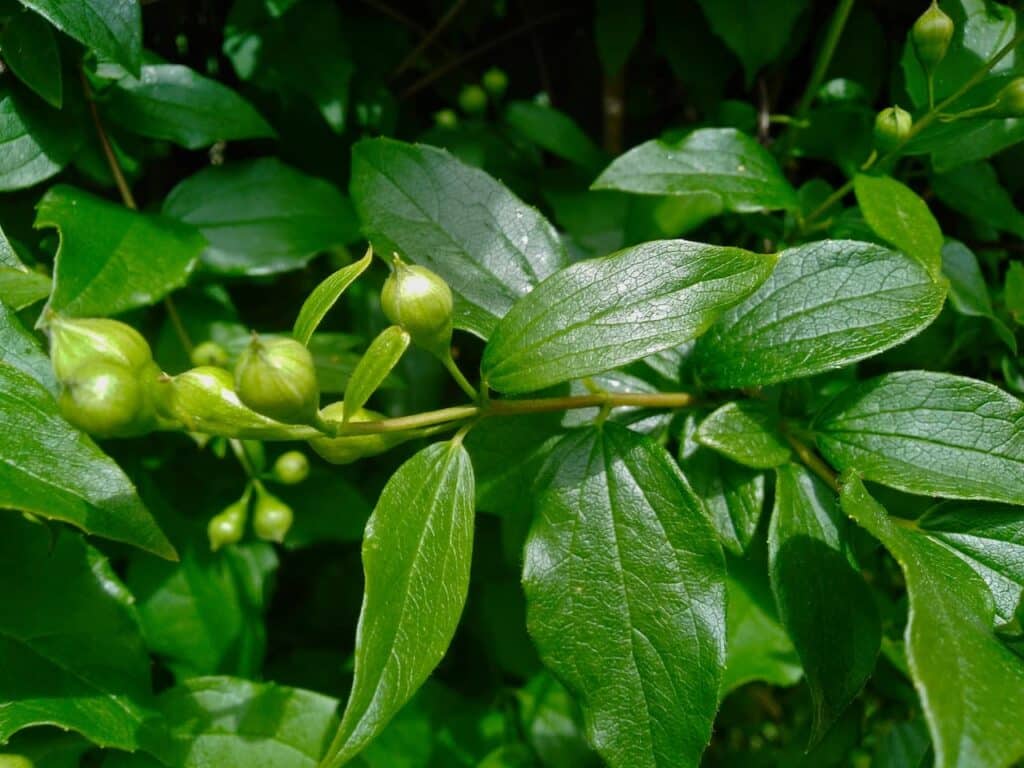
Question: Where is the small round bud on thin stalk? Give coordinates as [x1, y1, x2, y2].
[208, 495, 248, 551]
[482, 67, 508, 98]
[381, 257, 454, 359]
[434, 108, 458, 129]
[49, 316, 153, 382]
[58, 361, 153, 438]
[992, 77, 1024, 118]
[309, 402, 414, 464]
[191, 340, 230, 368]
[911, 1, 954, 74]
[272, 450, 309, 485]
[873, 106, 913, 151]
[458, 84, 488, 115]
[235, 336, 320, 424]
[253, 488, 294, 542]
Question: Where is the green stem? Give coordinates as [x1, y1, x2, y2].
[441, 352, 480, 401]
[801, 28, 1024, 230]
[783, 431, 839, 492]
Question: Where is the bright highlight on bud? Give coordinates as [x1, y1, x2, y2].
[381, 256, 454, 359]
[273, 450, 310, 485]
[873, 106, 913, 151]
[253, 488, 294, 542]
[49, 315, 153, 382]
[235, 336, 320, 424]
[58, 360, 153, 438]
[209, 495, 248, 551]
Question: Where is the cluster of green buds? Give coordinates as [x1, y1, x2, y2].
[49, 316, 166, 438]
[437, 67, 509, 126]
[207, 480, 295, 550]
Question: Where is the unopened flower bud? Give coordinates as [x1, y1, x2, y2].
[191, 340, 230, 368]
[912, 2, 954, 74]
[272, 450, 309, 485]
[993, 77, 1024, 118]
[381, 257, 454, 359]
[253, 488, 293, 542]
[49, 316, 153, 382]
[235, 336, 320, 424]
[309, 401, 414, 464]
[873, 106, 913, 151]
[208, 496, 248, 551]
[58, 360, 153, 438]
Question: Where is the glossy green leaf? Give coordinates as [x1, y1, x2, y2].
[164, 158, 359, 276]
[107, 677, 340, 768]
[916, 502, 1024, 624]
[932, 161, 1024, 239]
[0, 89, 81, 191]
[523, 424, 726, 768]
[854, 174, 943, 278]
[696, 0, 809, 81]
[679, 442, 764, 557]
[482, 239, 776, 394]
[0, 515, 157, 749]
[0, 10, 62, 107]
[721, 558, 802, 696]
[0, 300, 55, 394]
[593, 128, 798, 213]
[350, 138, 568, 339]
[696, 400, 791, 469]
[769, 464, 880, 744]
[293, 247, 372, 345]
[343, 325, 410, 421]
[0, 363, 176, 558]
[693, 241, 946, 389]
[840, 474, 1024, 768]
[127, 542, 277, 680]
[941, 240, 1016, 353]
[504, 101, 605, 171]
[104, 63, 275, 149]
[323, 441, 475, 767]
[39, 185, 205, 318]
[17, 0, 141, 74]
[817, 371, 1024, 505]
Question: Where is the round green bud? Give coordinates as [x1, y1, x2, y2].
[993, 77, 1024, 118]
[911, 2, 954, 74]
[873, 106, 913, 151]
[381, 258, 454, 358]
[434, 108, 458, 129]
[235, 336, 320, 424]
[49, 316, 153, 382]
[482, 67, 508, 97]
[309, 401, 412, 464]
[191, 340, 230, 368]
[272, 450, 309, 485]
[58, 360, 153, 438]
[253, 490, 293, 542]
[208, 497, 247, 551]
[458, 84, 488, 115]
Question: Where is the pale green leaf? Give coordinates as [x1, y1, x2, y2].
[293, 248, 372, 345]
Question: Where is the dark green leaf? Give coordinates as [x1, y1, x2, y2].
[323, 441, 475, 767]
[593, 128, 798, 214]
[695, 0, 809, 82]
[482, 239, 776, 394]
[917, 501, 1024, 623]
[164, 158, 358, 276]
[817, 371, 1024, 505]
[693, 241, 946, 389]
[854, 174, 943, 278]
[504, 101, 605, 171]
[769, 464, 880, 744]
[696, 400, 791, 469]
[293, 247, 372, 345]
[523, 424, 726, 768]
[127, 543, 277, 680]
[39, 185, 205, 318]
[941, 240, 1016, 353]
[108, 676, 340, 768]
[840, 474, 1024, 768]
[931, 161, 1024, 239]
[17, 0, 141, 74]
[0, 515, 157, 749]
[0, 88, 81, 191]
[0, 10, 62, 107]
[0, 362, 176, 558]
[594, 0, 644, 76]
[0, 300, 55, 393]
[350, 138, 568, 339]
[104, 63, 275, 149]
[343, 325, 409, 420]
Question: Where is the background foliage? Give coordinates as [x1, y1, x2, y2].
[1, 0, 1024, 767]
